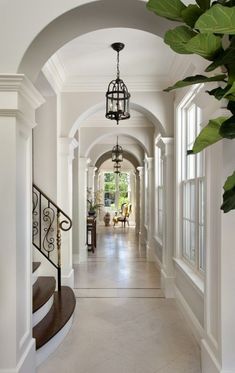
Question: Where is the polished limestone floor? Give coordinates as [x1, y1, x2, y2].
[38, 226, 201, 373]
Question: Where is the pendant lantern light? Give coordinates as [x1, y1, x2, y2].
[111, 137, 123, 163]
[105, 42, 131, 125]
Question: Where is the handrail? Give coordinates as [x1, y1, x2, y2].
[33, 184, 72, 230]
[32, 183, 72, 291]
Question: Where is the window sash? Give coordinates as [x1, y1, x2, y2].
[181, 102, 205, 274]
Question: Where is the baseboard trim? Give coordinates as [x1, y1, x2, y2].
[0, 339, 36, 373]
[152, 251, 162, 271]
[201, 339, 221, 373]
[62, 268, 74, 288]
[161, 269, 175, 298]
[175, 285, 204, 345]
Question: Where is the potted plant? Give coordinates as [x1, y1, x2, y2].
[87, 188, 103, 216]
[147, 0, 235, 213]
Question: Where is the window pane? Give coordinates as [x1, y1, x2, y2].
[190, 221, 196, 263]
[199, 225, 206, 271]
[183, 219, 190, 260]
[190, 182, 195, 221]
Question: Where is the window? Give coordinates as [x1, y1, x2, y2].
[156, 147, 163, 241]
[103, 172, 130, 210]
[181, 103, 205, 273]
[104, 173, 115, 207]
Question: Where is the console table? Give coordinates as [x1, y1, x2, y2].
[87, 215, 96, 253]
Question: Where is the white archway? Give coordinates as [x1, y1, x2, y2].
[85, 131, 149, 158]
[17, 0, 174, 81]
[69, 101, 166, 139]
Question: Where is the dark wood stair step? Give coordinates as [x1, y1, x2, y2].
[33, 286, 76, 350]
[33, 276, 56, 313]
[32, 262, 41, 273]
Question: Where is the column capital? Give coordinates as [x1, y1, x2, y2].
[0, 74, 45, 128]
[58, 137, 78, 161]
[145, 157, 154, 170]
[137, 166, 144, 177]
[156, 137, 174, 157]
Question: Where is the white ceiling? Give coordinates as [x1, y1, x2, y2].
[53, 28, 177, 83]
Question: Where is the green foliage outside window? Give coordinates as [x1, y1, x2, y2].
[104, 172, 130, 209]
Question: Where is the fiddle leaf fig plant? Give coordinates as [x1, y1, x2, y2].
[147, 0, 235, 212]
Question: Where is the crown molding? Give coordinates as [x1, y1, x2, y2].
[42, 54, 66, 94]
[63, 75, 171, 92]
[43, 53, 171, 93]
[0, 74, 45, 109]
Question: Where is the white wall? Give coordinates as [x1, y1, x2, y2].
[34, 82, 57, 200]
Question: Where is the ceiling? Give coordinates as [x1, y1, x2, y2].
[44, 27, 178, 91]
[57, 28, 176, 78]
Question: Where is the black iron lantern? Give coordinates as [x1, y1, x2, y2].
[114, 162, 121, 175]
[111, 137, 123, 163]
[105, 42, 130, 125]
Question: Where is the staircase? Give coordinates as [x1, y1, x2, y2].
[32, 184, 76, 366]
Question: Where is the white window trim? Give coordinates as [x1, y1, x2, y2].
[175, 84, 206, 281]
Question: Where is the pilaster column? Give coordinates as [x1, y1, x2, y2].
[0, 75, 44, 373]
[146, 157, 155, 260]
[87, 165, 97, 195]
[77, 157, 90, 262]
[137, 166, 145, 243]
[129, 170, 136, 225]
[57, 137, 78, 287]
[202, 132, 235, 372]
[157, 137, 174, 298]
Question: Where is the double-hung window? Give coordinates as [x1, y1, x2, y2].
[156, 147, 163, 241]
[181, 103, 205, 273]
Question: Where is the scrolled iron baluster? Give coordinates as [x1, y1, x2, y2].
[57, 211, 62, 290]
[43, 207, 55, 253]
[59, 218, 72, 232]
[33, 191, 39, 238]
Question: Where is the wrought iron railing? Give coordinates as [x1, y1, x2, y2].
[32, 184, 72, 290]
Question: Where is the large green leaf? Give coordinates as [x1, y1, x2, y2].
[224, 171, 235, 191]
[206, 41, 235, 72]
[224, 0, 235, 7]
[196, 0, 210, 10]
[195, 4, 235, 34]
[224, 81, 235, 100]
[146, 0, 186, 21]
[188, 116, 227, 153]
[164, 26, 196, 54]
[164, 74, 226, 92]
[227, 100, 235, 114]
[186, 33, 222, 60]
[206, 85, 231, 100]
[221, 186, 235, 212]
[181, 5, 204, 27]
[219, 115, 235, 138]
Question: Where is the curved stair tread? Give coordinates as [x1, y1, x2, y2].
[33, 286, 76, 350]
[33, 277, 56, 313]
[33, 262, 41, 273]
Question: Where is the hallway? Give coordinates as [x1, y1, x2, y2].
[38, 228, 201, 373]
